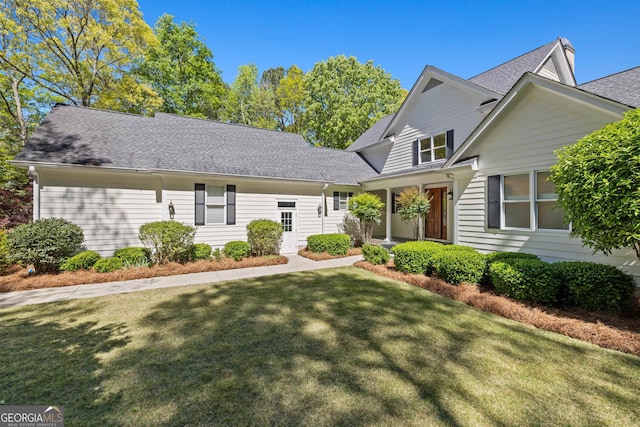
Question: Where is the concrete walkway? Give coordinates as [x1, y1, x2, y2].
[0, 254, 363, 308]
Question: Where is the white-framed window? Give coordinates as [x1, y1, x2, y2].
[493, 171, 568, 231]
[206, 184, 225, 224]
[419, 133, 447, 163]
[333, 191, 353, 211]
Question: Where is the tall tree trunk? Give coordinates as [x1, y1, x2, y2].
[10, 74, 28, 145]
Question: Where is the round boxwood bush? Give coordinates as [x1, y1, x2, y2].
[223, 241, 251, 261]
[362, 243, 390, 265]
[138, 221, 195, 264]
[553, 261, 636, 311]
[391, 241, 445, 274]
[114, 247, 150, 267]
[489, 259, 559, 305]
[307, 234, 350, 256]
[60, 250, 101, 272]
[433, 249, 485, 285]
[247, 219, 283, 256]
[191, 243, 212, 261]
[7, 218, 84, 274]
[93, 257, 123, 273]
[483, 252, 541, 285]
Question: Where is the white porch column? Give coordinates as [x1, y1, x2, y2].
[452, 177, 459, 244]
[418, 184, 425, 239]
[385, 188, 392, 242]
[29, 166, 40, 221]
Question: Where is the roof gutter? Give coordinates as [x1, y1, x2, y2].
[359, 158, 477, 183]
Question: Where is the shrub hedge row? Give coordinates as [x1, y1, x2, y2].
[362, 244, 389, 265]
[60, 250, 101, 272]
[307, 234, 351, 256]
[390, 242, 636, 311]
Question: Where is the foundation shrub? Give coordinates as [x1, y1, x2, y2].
[433, 249, 485, 285]
[391, 241, 444, 274]
[114, 247, 150, 267]
[247, 219, 283, 256]
[490, 259, 559, 305]
[138, 221, 195, 264]
[93, 257, 123, 273]
[553, 261, 636, 311]
[212, 248, 223, 261]
[483, 252, 541, 285]
[7, 218, 84, 274]
[60, 250, 101, 272]
[223, 241, 251, 261]
[307, 234, 350, 256]
[362, 243, 389, 265]
[0, 229, 10, 273]
[191, 243, 212, 260]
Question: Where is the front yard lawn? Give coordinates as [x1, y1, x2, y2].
[1, 267, 639, 426]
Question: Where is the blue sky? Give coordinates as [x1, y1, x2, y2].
[136, 0, 639, 90]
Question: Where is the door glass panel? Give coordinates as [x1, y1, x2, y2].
[281, 212, 292, 232]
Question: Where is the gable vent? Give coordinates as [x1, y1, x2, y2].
[421, 78, 443, 93]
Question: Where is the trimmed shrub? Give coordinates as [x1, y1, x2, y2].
[138, 221, 195, 264]
[391, 241, 445, 274]
[191, 243, 212, 260]
[433, 249, 485, 285]
[0, 229, 10, 273]
[60, 250, 101, 272]
[307, 234, 350, 256]
[247, 219, 283, 256]
[362, 243, 389, 265]
[223, 241, 251, 261]
[490, 259, 559, 305]
[7, 218, 84, 274]
[114, 247, 150, 267]
[483, 252, 541, 285]
[212, 248, 223, 262]
[93, 257, 123, 273]
[554, 261, 636, 311]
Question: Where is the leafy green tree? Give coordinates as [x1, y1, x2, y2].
[277, 65, 305, 133]
[223, 64, 260, 126]
[304, 55, 405, 149]
[0, 0, 160, 108]
[396, 187, 432, 240]
[135, 14, 227, 119]
[550, 109, 640, 259]
[348, 192, 385, 244]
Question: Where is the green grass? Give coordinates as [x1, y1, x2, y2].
[1, 267, 639, 426]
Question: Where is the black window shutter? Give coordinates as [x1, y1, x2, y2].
[333, 192, 339, 210]
[195, 183, 205, 225]
[226, 185, 236, 225]
[487, 175, 501, 229]
[446, 129, 454, 159]
[348, 192, 353, 198]
[392, 192, 396, 214]
[412, 139, 418, 166]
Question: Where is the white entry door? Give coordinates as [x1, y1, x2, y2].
[277, 202, 297, 254]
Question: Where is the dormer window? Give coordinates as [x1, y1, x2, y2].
[419, 133, 447, 163]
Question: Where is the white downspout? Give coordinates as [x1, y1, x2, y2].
[161, 176, 167, 221]
[29, 166, 40, 221]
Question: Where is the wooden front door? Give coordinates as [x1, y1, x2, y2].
[425, 187, 447, 240]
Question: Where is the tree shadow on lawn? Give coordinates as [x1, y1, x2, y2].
[0, 302, 131, 424]
[101, 268, 640, 426]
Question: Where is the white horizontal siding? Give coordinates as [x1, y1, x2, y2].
[538, 58, 559, 81]
[383, 83, 487, 174]
[455, 86, 638, 278]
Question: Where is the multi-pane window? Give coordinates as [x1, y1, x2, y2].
[503, 174, 530, 228]
[206, 185, 225, 223]
[281, 211, 293, 232]
[536, 171, 569, 230]
[496, 172, 568, 231]
[419, 133, 447, 163]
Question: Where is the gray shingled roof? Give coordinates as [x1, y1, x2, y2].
[578, 66, 640, 108]
[468, 39, 558, 94]
[346, 113, 395, 152]
[14, 104, 378, 184]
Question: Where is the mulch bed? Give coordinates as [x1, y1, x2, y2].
[297, 247, 362, 261]
[355, 260, 640, 356]
[0, 256, 289, 293]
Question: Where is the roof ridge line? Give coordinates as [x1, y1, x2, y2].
[467, 39, 558, 80]
[578, 65, 640, 86]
